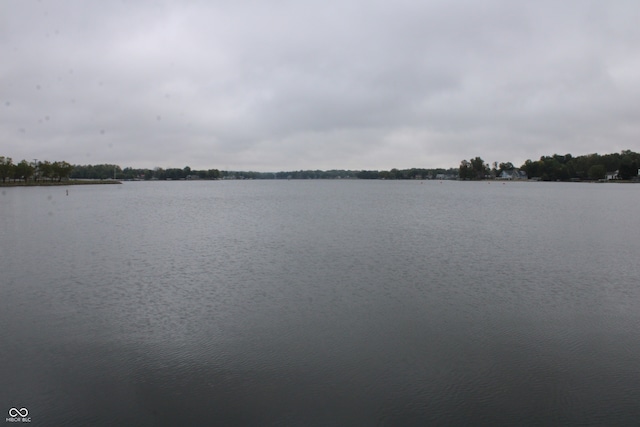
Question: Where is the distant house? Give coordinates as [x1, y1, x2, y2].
[499, 169, 528, 180]
[605, 170, 618, 180]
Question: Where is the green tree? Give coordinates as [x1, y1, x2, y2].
[618, 156, 638, 180]
[51, 161, 73, 181]
[38, 161, 53, 181]
[588, 164, 606, 180]
[357, 170, 380, 179]
[154, 167, 167, 180]
[470, 157, 487, 179]
[0, 156, 14, 183]
[14, 159, 35, 182]
[459, 160, 472, 180]
[521, 159, 537, 179]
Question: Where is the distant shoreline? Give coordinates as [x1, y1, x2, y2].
[0, 180, 122, 187]
[1, 178, 637, 187]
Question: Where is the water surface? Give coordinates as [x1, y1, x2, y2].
[1, 181, 639, 425]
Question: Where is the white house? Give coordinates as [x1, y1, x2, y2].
[499, 169, 528, 180]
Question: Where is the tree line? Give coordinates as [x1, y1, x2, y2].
[69, 166, 459, 180]
[70, 164, 222, 181]
[3, 149, 639, 184]
[0, 156, 73, 183]
[208, 168, 461, 180]
[459, 150, 640, 181]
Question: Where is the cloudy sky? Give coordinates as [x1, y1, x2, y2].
[2, 0, 640, 171]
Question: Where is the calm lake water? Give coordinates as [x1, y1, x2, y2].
[1, 180, 639, 426]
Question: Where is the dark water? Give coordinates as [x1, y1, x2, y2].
[1, 180, 639, 426]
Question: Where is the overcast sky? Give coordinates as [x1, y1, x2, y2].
[2, 0, 640, 171]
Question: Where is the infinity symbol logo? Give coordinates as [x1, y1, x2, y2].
[8, 408, 28, 417]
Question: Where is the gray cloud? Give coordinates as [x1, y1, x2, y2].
[2, 0, 640, 171]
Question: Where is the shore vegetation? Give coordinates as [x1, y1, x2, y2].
[3, 150, 639, 185]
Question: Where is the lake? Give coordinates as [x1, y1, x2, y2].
[1, 180, 639, 426]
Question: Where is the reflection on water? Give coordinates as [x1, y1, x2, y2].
[1, 181, 640, 425]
